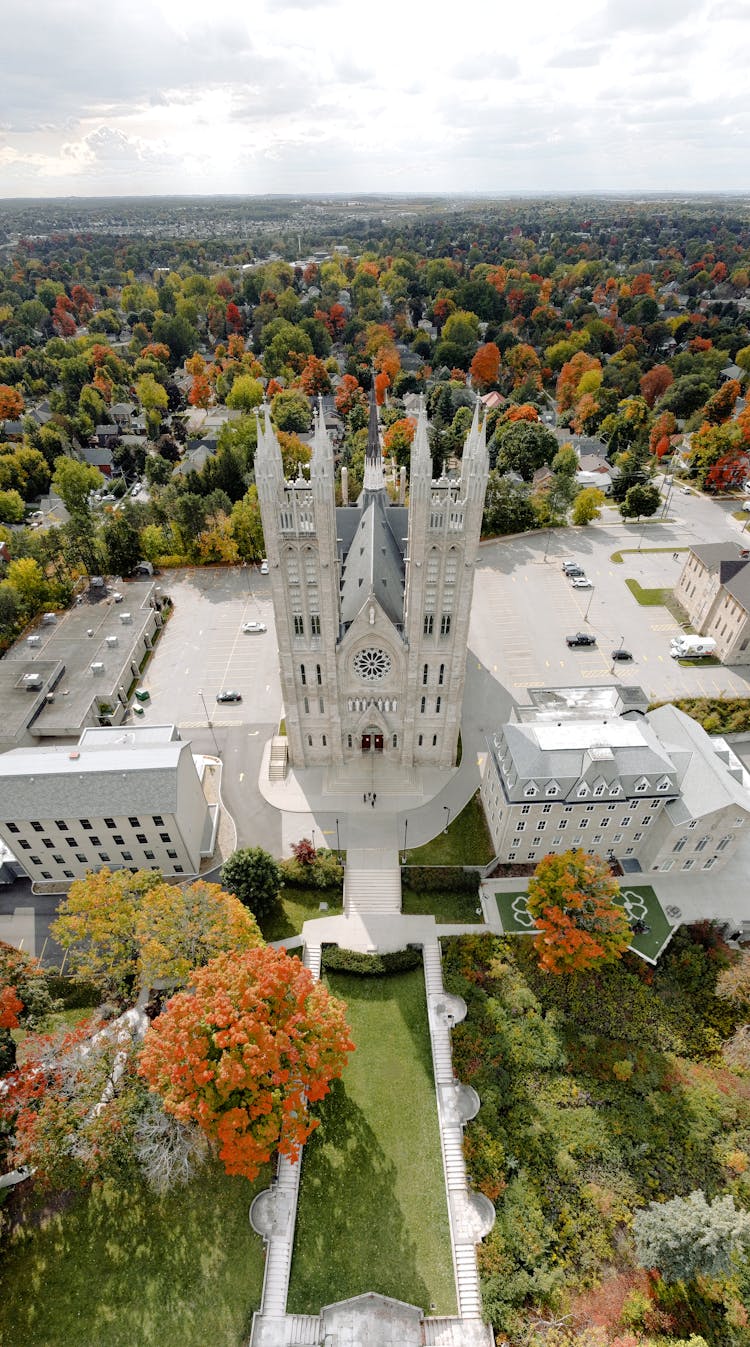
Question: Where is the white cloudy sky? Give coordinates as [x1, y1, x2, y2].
[0, 0, 748, 197]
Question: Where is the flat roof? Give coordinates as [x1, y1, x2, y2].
[534, 720, 646, 751]
[78, 724, 179, 748]
[2, 580, 157, 736]
[0, 659, 65, 745]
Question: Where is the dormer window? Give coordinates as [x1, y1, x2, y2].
[545, 781, 559, 797]
[609, 782, 621, 797]
[635, 777, 649, 793]
[577, 783, 589, 799]
[656, 776, 671, 792]
[593, 781, 606, 797]
[524, 783, 538, 798]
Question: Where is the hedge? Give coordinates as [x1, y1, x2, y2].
[44, 975, 103, 1009]
[321, 946, 423, 976]
[401, 866, 479, 893]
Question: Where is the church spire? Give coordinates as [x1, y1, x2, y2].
[362, 385, 385, 495]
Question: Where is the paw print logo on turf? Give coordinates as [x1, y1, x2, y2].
[621, 891, 648, 925]
[511, 895, 537, 930]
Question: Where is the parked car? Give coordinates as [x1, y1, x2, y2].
[216, 690, 242, 703]
[561, 560, 582, 574]
[242, 621, 267, 634]
[111, 591, 123, 603]
[566, 632, 596, 647]
[611, 648, 633, 661]
[260, 559, 269, 575]
[680, 486, 692, 495]
[570, 576, 592, 588]
[130, 483, 141, 497]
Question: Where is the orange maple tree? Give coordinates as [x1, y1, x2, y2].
[469, 342, 501, 390]
[639, 364, 673, 408]
[138, 946, 355, 1181]
[374, 371, 390, 406]
[0, 384, 25, 420]
[335, 373, 367, 418]
[526, 848, 631, 975]
[299, 355, 331, 397]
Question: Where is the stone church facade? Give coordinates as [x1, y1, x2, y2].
[255, 395, 488, 770]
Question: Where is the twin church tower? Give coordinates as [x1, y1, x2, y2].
[255, 394, 489, 771]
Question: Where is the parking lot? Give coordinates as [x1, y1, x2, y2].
[140, 566, 282, 728]
[471, 524, 750, 704]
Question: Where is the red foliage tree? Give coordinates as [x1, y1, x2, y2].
[705, 450, 748, 492]
[335, 374, 366, 418]
[226, 302, 244, 334]
[138, 947, 354, 1180]
[703, 379, 740, 426]
[649, 410, 677, 456]
[374, 371, 390, 406]
[505, 403, 538, 423]
[299, 355, 332, 397]
[639, 364, 673, 408]
[188, 373, 212, 408]
[0, 984, 23, 1029]
[469, 342, 501, 390]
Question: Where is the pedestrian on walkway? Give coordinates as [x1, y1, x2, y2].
[373, 793, 377, 804]
[371, 795, 375, 807]
[363, 792, 367, 804]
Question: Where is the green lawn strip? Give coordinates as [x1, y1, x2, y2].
[401, 885, 483, 923]
[0, 1161, 268, 1347]
[261, 885, 343, 942]
[623, 578, 691, 627]
[406, 792, 493, 866]
[495, 886, 674, 964]
[288, 970, 456, 1315]
[611, 546, 689, 563]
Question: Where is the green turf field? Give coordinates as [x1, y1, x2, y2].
[494, 884, 674, 964]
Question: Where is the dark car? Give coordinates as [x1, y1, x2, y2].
[611, 648, 633, 661]
[562, 561, 584, 575]
[216, 690, 242, 703]
[566, 632, 596, 648]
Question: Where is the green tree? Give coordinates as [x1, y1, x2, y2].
[230, 487, 265, 561]
[5, 556, 48, 613]
[482, 472, 537, 535]
[571, 486, 605, 525]
[51, 456, 103, 515]
[620, 482, 661, 519]
[101, 510, 142, 576]
[634, 1191, 750, 1284]
[135, 373, 168, 415]
[226, 374, 264, 412]
[495, 421, 558, 482]
[550, 444, 578, 478]
[220, 847, 283, 920]
[0, 489, 25, 523]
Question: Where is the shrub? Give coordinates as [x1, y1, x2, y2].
[280, 847, 343, 891]
[44, 975, 102, 1010]
[402, 866, 478, 893]
[321, 946, 422, 976]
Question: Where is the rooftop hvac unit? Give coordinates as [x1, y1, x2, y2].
[90, 662, 105, 675]
[22, 673, 43, 689]
[119, 612, 132, 624]
[105, 635, 118, 647]
[27, 635, 41, 647]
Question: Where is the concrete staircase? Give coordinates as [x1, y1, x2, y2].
[343, 847, 402, 917]
[423, 941, 484, 1322]
[285, 1314, 322, 1345]
[269, 736, 288, 782]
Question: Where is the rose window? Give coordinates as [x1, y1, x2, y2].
[353, 647, 392, 681]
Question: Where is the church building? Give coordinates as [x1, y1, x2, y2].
[255, 394, 488, 770]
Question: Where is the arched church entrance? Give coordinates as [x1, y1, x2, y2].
[361, 726, 384, 753]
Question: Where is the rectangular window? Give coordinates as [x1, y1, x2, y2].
[300, 664, 306, 685]
[319, 697, 324, 714]
[521, 804, 531, 814]
[98, 852, 110, 862]
[167, 849, 177, 859]
[294, 615, 304, 636]
[542, 803, 552, 814]
[66, 837, 77, 847]
[159, 833, 170, 843]
[432, 735, 437, 746]
[56, 820, 69, 831]
[90, 836, 101, 846]
[53, 854, 64, 864]
[418, 734, 423, 746]
[145, 850, 155, 860]
[580, 819, 589, 829]
[128, 817, 139, 827]
[423, 664, 428, 685]
[121, 851, 132, 861]
[423, 615, 434, 636]
[174, 865, 184, 874]
[304, 696, 310, 714]
[310, 615, 321, 636]
[41, 871, 51, 880]
[538, 820, 546, 831]
[113, 835, 124, 845]
[76, 853, 86, 863]
[316, 664, 322, 686]
[420, 697, 426, 713]
[559, 819, 567, 829]
[136, 833, 147, 844]
[104, 818, 115, 829]
[7, 823, 18, 834]
[31, 822, 42, 833]
[82, 819, 92, 831]
[153, 816, 164, 827]
[19, 840, 30, 850]
[673, 837, 687, 852]
[435, 697, 441, 714]
[438, 663, 445, 685]
[440, 614, 451, 637]
[43, 838, 54, 849]
[517, 821, 526, 832]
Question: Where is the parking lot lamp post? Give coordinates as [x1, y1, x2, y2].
[443, 804, 451, 834]
[402, 817, 408, 865]
[335, 816, 341, 860]
[197, 689, 220, 755]
[583, 586, 595, 622]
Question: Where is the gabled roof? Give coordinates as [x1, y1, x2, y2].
[339, 497, 405, 628]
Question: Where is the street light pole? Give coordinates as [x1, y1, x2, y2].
[402, 817, 408, 865]
[443, 805, 451, 834]
[583, 586, 595, 623]
[335, 816, 341, 860]
[197, 689, 220, 755]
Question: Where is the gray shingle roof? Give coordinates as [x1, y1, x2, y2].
[339, 497, 405, 628]
[0, 736, 189, 821]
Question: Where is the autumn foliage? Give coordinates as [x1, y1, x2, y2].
[0, 384, 24, 420]
[139, 946, 355, 1180]
[469, 342, 501, 390]
[527, 849, 631, 974]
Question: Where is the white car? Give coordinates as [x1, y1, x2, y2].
[242, 621, 267, 634]
[130, 483, 141, 497]
[260, 559, 269, 575]
[742, 500, 750, 512]
[570, 576, 593, 588]
[680, 486, 692, 495]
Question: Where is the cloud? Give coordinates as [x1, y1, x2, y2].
[547, 45, 606, 68]
[451, 54, 518, 80]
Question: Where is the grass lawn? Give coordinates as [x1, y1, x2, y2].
[610, 546, 689, 564]
[401, 885, 484, 924]
[495, 886, 674, 964]
[406, 792, 493, 867]
[261, 885, 343, 942]
[0, 1161, 269, 1347]
[288, 970, 456, 1315]
[623, 578, 691, 627]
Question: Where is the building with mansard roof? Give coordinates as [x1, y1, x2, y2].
[255, 394, 489, 769]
